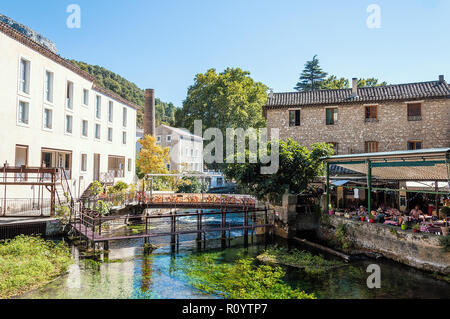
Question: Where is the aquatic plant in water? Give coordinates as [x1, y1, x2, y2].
[257, 246, 344, 275]
[0, 235, 73, 298]
[181, 251, 315, 299]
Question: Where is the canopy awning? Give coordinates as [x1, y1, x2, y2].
[325, 148, 450, 182]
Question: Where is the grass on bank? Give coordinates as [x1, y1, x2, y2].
[182, 251, 316, 299]
[0, 235, 73, 298]
[257, 246, 345, 274]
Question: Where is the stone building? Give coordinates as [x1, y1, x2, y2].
[264, 77, 450, 154]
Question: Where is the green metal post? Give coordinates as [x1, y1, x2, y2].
[326, 162, 330, 212]
[367, 159, 372, 213]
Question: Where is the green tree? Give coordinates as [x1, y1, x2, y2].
[357, 78, 387, 88]
[224, 139, 334, 203]
[176, 177, 207, 193]
[176, 68, 268, 133]
[294, 55, 328, 91]
[321, 76, 387, 90]
[321, 75, 349, 89]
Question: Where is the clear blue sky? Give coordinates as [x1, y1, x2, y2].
[1, 0, 449, 106]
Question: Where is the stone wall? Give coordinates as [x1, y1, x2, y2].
[266, 98, 450, 154]
[319, 215, 450, 274]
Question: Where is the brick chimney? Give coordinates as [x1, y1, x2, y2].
[144, 89, 155, 136]
[352, 78, 358, 96]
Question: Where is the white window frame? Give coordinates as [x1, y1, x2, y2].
[156, 135, 161, 143]
[81, 119, 89, 138]
[44, 70, 54, 104]
[108, 101, 114, 123]
[80, 153, 88, 172]
[95, 95, 101, 119]
[122, 107, 127, 127]
[66, 80, 74, 110]
[107, 127, 113, 142]
[122, 131, 127, 145]
[127, 158, 132, 172]
[43, 107, 53, 131]
[166, 135, 172, 142]
[65, 114, 73, 135]
[82, 89, 89, 107]
[18, 56, 31, 96]
[17, 100, 30, 127]
[95, 123, 101, 140]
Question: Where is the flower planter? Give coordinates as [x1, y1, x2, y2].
[360, 217, 365, 222]
[369, 219, 375, 223]
[401, 224, 408, 231]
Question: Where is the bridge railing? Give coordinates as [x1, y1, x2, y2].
[72, 205, 271, 243]
[83, 192, 256, 208]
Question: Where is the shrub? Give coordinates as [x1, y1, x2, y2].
[90, 181, 103, 197]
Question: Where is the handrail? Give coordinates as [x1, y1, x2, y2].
[57, 167, 75, 221]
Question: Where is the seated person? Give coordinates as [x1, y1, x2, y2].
[375, 208, 386, 223]
[356, 206, 367, 216]
[409, 205, 424, 222]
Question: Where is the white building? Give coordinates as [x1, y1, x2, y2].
[137, 126, 203, 173]
[155, 125, 204, 173]
[0, 19, 138, 199]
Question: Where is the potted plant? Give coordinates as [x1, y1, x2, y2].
[401, 221, 408, 231]
[412, 223, 420, 233]
[440, 206, 450, 236]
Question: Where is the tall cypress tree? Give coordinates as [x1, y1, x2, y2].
[294, 55, 328, 91]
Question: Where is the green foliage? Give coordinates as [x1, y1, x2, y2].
[439, 236, 450, 252]
[0, 235, 73, 298]
[224, 139, 334, 203]
[69, 60, 177, 128]
[181, 251, 315, 299]
[55, 205, 71, 224]
[321, 76, 387, 90]
[294, 56, 386, 91]
[321, 75, 349, 89]
[113, 181, 129, 192]
[90, 181, 103, 197]
[176, 177, 205, 193]
[96, 200, 112, 215]
[176, 67, 268, 138]
[335, 224, 353, 250]
[294, 55, 328, 91]
[257, 247, 343, 275]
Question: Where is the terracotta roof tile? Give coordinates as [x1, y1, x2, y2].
[265, 81, 450, 109]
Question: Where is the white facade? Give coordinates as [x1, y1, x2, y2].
[0, 23, 137, 199]
[154, 125, 204, 172]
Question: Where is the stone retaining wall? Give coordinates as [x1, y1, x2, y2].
[319, 215, 450, 274]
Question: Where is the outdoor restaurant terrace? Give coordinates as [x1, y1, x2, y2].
[324, 148, 450, 235]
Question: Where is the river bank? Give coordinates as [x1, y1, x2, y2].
[0, 235, 73, 298]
